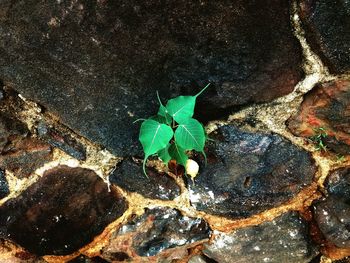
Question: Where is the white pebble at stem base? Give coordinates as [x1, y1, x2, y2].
[186, 159, 199, 181]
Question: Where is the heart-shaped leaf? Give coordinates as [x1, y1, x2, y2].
[166, 84, 210, 124]
[174, 118, 205, 151]
[169, 142, 188, 167]
[157, 143, 172, 164]
[157, 91, 172, 125]
[139, 119, 174, 175]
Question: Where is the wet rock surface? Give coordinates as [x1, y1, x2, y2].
[110, 158, 180, 200]
[37, 121, 86, 161]
[203, 212, 318, 263]
[0, 0, 302, 156]
[299, 0, 350, 74]
[313, 167, 350, 248]
[0, 169, 9, 199]
[0, 165, 128, 256]
[288, 79, 350, 155]
[101, 207, 210, 260]
[190, 124, 316, 218]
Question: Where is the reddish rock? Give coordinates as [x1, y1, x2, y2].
[0, 165, 128, 256]
[288, 79, 350, 155]
[0, 137, 52, 178]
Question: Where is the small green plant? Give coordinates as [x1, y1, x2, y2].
[309, 127, 328, 152]
[136, 84, 210, 176]
[336, 154, 345, 162]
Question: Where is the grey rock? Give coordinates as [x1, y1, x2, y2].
[203, 212, 318, 263]
[102, 207, 211, 260]
[314, 168, 350, 248]
[0, 0, 302, 156]
[190, 125, 316, 218]
[0, 169, 9, 199]
[300, 0, 350, 73]
[109, 158, 180, 200]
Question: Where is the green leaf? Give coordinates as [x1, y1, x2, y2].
[157, 143, 172, 164]
[157, 91, 172, 125]
[169, 142, 188, 166]
[174, 118, 206, 151]
[166, 83, 210, 124]
[139, 119, 174, 176]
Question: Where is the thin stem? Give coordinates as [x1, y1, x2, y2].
[195, 83, 211, 98]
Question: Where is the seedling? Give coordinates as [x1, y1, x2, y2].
[136, 84, 210, 176]
[309, 127, 328, 152]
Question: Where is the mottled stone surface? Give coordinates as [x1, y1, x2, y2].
[37, 121, 86, 160]
[110, 158, 180, 200]
[0, 138, 52, 178]
[0, 169, 9, 199]
[314, 167, 350, 248]
[0, 239, 43, 263]
[101, 207, 210, 260]
[0, 0, 302, 156]
[300, 0, 350, 74]
[288, 79, 350, 155]
[68, 255, 109, 263]
[189, 124, 316, 218]
[203, 212, 318, 263]
[0, 166, 128, 256]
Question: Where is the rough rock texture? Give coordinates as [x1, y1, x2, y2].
[110, 158, 180, 200]
[37, 121, 86, 161]
[314, 167, 350, 248]
[0, 138, 52, 178]
[0, 169, 9, 199]
[0, 0, 302, 156]
[101, 207, 210, 260]
[189, 124, 316, 218]
[203, 212, 318, 263]
[0, 239, 44, 263]
[288, 79, 350, 155]
[300, 0, 350, 74]
[0, 166, 128, 256]
[68, 255, 109, 263]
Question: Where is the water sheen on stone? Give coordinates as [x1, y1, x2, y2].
[0, 165, 128, 256]
[203, 212, 319, 263]
[110, 158, 180, 200]
[314, 167, 350, 248]
[101, 207, 211, 260]
[190, 125, 316, 218]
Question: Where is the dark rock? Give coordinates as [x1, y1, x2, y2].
[299, 0, 350, 74]
[110, 158, 180, 200]
[102, 207, 210, 259]
[0, 165, 128, 256]
[0, 169, 9, 199]
[203, 212, 318, 263]
[0, 114, 29, 153]
[0, 0, 302, 156]
[288, 79, 350, 156]
[37, 121, 86, 160]
[68, 255, 110, 263]
[313, 167, 350, 248]
[0, 238, 44, 263]
[0, 137, 52, 178]
[189, 124, 316, 218]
